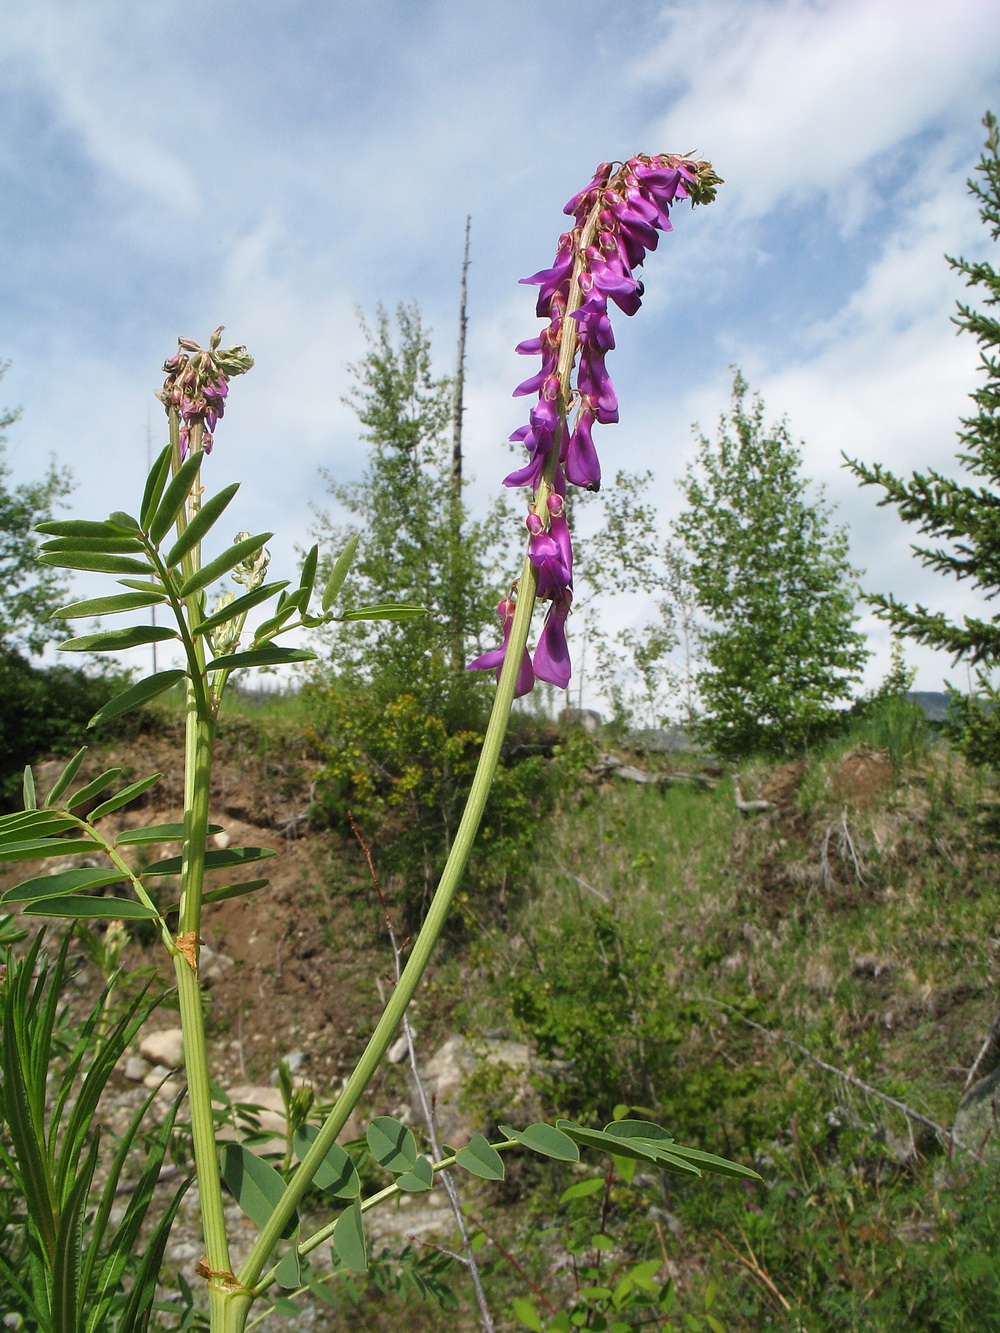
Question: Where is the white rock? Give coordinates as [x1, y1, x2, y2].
[140, 1028, 184, 1069]
[414, 1035, 536, 1148]
[123, 1056, 147, 1082]
[143, 1065, 172, 1089]
[387, 1034, 410, 1064]
[200, 945, 235, 986]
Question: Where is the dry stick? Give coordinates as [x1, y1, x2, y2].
[713, 1228, 792, 1313]
[701, 999, 975, 1156]
[964, 1009, 1000, 1093]
[462, 1212, 559, 1316]
[347, 813, 496, 1333]
[552, 858, 610, 904]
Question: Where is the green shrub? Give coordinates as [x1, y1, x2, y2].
[304, 680, 559, 929]
[0, 649, 140, 808]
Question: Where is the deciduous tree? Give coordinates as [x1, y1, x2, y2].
[675, 371, 869, 758]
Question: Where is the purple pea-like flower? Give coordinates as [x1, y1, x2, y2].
[469, 151, 720, 694]
[467, 599, 535, 697]
[533, 593, 572, 689]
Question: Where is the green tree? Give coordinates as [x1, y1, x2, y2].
[312, 304, 505, 723]
[847, 114, 1000, 758]
[674, 371, 869, 758]
[0, 366, 73, 654]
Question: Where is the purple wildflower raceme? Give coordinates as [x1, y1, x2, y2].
[469, 152, 720, 693]
[158, 327, 254, 457]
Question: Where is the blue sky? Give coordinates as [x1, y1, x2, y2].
[3, 0, 1000, 702]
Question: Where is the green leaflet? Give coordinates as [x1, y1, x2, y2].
[559, 1176, 605, 1203]
[455, 1134, 505, 1181]
[0, 814, 77, 843]
[163, 879, 270, 914]
[498, 1122, 580, 1162]
[333, 1198, 367, 1272]
[88, 671, 187, 729]
[207, 646, 316, 672]
[26, 900, 157, 923]
[114, 821, 223, 845]
[220, 1143, 297, 1237]
[192, 580, 289, 636]
[60, 625, 179, 653]
[1, 867, 127, 905]
[148, 450, 204, 546]
[40, 535, 145, 554]
[274, 1245, 301, 1290]
[339, 602, 428, 621]
[366, 1116, 418, 1173]
[141, 846, 276, 876]
[139, 444, 173, 530]
[202, 878, 269, 907]
[176, 531, 273, 598]
[36, 518, 136, 538]
[51, 591, 166, 619]
[321, 533, 359, 612]
[66, 768, 124, 810]
[38, 552, 156, 575]
[88, 772, 165, 820]
[395, 1155, 434, 1192]
[601, 1118, 759, 1179]
[0, 838, 95, 863]
[298, 543, 319, 613]
[43, 748, 87, 807]
[292, 1126, 361, 1198]
[164, 481, 241, 568]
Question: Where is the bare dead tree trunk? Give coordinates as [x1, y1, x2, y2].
[450, 216, 471, 672]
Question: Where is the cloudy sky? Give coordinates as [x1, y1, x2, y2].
[2, 0, 1000, 701]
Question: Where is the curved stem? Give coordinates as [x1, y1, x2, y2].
[234, 552, 539, 1302]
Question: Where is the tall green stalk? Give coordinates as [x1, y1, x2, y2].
[221, 552, 541, 1329]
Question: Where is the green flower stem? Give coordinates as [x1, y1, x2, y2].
[176, 694, 235, 1322]
[162, 419, 235, 1316]
[232, 553, 541, 1312]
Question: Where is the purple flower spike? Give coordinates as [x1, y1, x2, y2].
[475, 150, 721, 693]
[157, 328, 253, 458]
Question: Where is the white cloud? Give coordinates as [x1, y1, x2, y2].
[636, 0, 1000, 219]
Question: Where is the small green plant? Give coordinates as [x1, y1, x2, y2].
[0, 929, 188, 1331]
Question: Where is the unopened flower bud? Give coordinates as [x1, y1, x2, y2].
[231, 533, 271, 591]
[526, 512, 544, 536]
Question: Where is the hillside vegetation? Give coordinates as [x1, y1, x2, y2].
[6, 693, 999, 1332]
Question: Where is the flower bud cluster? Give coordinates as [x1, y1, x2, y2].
[231, 532, 271, 592]
[470, 153, 719, 695]
[157, 326, 254, 458]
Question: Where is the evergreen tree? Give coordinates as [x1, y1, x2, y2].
[674, 371, 869, 758]
[847, 114, 1000, 747]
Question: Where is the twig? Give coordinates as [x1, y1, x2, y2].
[839, 812, 866, 883]
[964, 1009, 1000, 1093]
[714, 1228, 791, 1312]
[553, 858, 610, 903]
[464, 1212, 559, 1316]
[733, 780, 774, 815]
[700, 998, 975, 1155]
[348, 813, 496, 1333]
